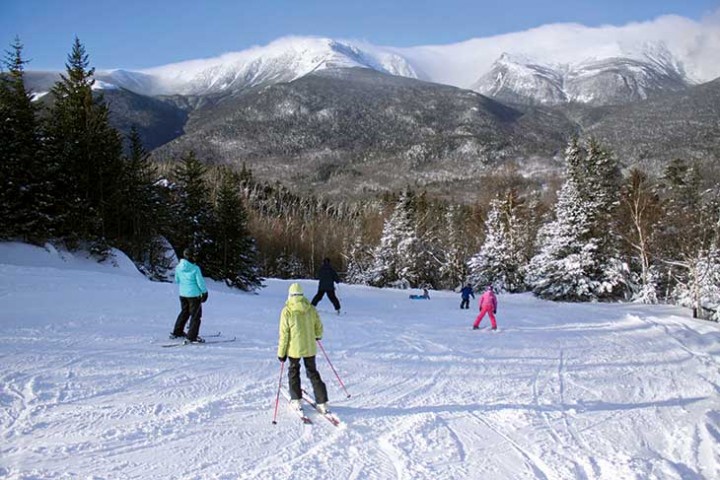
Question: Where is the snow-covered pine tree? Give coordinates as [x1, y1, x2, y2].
[658, 160, 720, 316]
[527, 138, 628, 301]
[673, 244, 720, 321]
[407, 193, 443, 288]
[368, 191, 413, 287]
[438, 204, 471, 290]
[344, 234, 375, 285]
[467, 190, 529, 292]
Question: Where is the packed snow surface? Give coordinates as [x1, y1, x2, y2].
[1, 243, 719, 479]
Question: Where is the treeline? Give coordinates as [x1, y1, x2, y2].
[0, 37, 261, 290]
[2, 38, 719, 319]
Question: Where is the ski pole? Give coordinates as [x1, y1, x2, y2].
[317, 339, 351, 398]
[271, 360, 285, 424]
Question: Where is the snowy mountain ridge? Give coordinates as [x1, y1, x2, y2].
[106, 37, 421, 96]
[96, 34, 712, 106]
[472, 45, 689, 105]
[29, 12, 720, 105]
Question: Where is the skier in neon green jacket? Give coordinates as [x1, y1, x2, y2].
[277, 282, 329, 413]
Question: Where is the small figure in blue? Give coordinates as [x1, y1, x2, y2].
[460, 283, 475, 309]
[409, 288, 430, 300]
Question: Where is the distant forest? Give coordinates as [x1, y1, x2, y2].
[2, 38, 718, 320]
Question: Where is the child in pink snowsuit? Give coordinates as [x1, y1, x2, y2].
[473, 286, 497, 330]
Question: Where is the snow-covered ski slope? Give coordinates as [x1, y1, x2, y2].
[1, 243, 719, 480]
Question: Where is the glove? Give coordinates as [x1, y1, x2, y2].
[278, 355, 286, 363]
[316, 337, 321, 341]
[201, 292, 208, 303]
[494, 309, 497, 314]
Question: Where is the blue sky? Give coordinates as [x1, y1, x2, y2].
[1, 0, 718, 70]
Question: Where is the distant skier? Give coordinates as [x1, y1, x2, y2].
[311, 258, 341, 314]
[409, 287, 430, 300]
[170, 248, 208, 343]
[460, 283, 474, 309]
[472, 285, 497, 331]
[278, 282, 330, 414]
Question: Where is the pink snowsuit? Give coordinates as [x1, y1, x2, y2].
[473, 289, 497, 329]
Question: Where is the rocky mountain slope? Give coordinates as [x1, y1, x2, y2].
[19, 34, 720, 200]
[149, 68, 576, 198]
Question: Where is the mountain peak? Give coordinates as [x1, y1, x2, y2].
[104, 36, 419, 96]
[472, 42, 689, 106]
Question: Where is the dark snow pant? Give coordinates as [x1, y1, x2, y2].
[173, 296, 202, 340]
[311, 289, 341, 311]
[460, 298, 470, 309]
[288, 356, 328, 404]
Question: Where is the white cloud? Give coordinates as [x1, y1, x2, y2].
[396, 9, 720, 87]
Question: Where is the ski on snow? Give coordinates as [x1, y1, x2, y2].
[160, 333, 236, 348]
[280, 389, 313, 424]
[301, 389, 341, 427]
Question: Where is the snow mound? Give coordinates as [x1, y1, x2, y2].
[0, 242, 143, 278]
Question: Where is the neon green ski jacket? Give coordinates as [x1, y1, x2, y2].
[277, 295, 323, 359]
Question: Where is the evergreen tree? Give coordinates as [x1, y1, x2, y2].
[0, 37, 50, 240]
[407, 193, 443, 288]
[43, 37, 124, 247]
[207, 169, 263, 290]
[168, 150, 215, 259]
[114, 127, 169, 271]
[527, 138, 628, 301]
[368, 190, 418, 287]
[658, 159, 720, 314]
[468, 190, 530, 292]
[438, 204, 472, 289]
[345, 236, 375, 285]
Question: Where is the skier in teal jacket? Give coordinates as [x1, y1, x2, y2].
[171, 248, 208, 342]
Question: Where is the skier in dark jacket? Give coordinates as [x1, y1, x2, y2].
[311, 258, 341, 314]
[460, 284, 474, 309]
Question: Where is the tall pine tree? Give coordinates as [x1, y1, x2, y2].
[168, 150, 215, 261]
[527, 138, 628, 301]
[206, 169, 263, 290]
[368, 190, 423, 288]
[0, 37, 51, 240]
[43, 37, 124, 248]
[468, 190, 531, 292]
[114, 127, 167, 267]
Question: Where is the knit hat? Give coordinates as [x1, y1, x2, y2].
[288, 282, 304, 298]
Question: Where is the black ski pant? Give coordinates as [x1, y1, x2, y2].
[288, 356, 328, 404]
[311, 289, 341, 311]
[173, 296, 202, 340]
[460, 298, 470, 309]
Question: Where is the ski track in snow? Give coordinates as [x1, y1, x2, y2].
[1, 243, 719, 479]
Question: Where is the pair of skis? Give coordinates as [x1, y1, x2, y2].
[160, 331, 236, 348]
[281, 389, 341, 427]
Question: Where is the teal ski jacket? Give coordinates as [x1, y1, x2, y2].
[174, 259, 207, 298]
